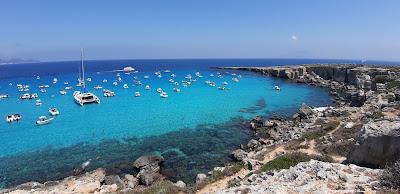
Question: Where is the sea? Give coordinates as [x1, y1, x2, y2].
[0, 58, 386, 188]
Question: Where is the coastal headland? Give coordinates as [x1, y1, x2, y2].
[2, 63, 400, 193]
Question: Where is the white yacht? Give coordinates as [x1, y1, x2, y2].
[160, 91, 168, 98]
[232, 77, 240, 82]
[156, 88, 163, 93]
[31, 93, 38, 99]
[49, 108, 60, 116]
[36, 116, 53, 125]
[36, 99, 42, 106]
[94, 85, 103, 90]
[274, 86, 281, 90]
[102, 79, 108, 83]
[60, 90, 67, 95]
[53, 78, 58, 84]
[103, 89, 116, 97]
[65, 86, 73, 90]
[123, 66, 135, 72]
[0, 94, 9, 99]
[135, 91, 141, 97]
[169, 79, 174, 83]
[6, 114, 22, 123]
[73, 49, 101, 106]
[173, 88, 181, 93]
[171, 74, 176, 77]
[20, 93, 31, 99]
[123, 84, 129, 89]
[145, 85, 151, 90]
[144, 75, 150, 79]
[112, 81, 118, 86]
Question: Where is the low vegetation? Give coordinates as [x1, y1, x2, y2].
[371, 111, 384, 120]
[137, 181, 182, 194]
[255, 152, 332, 174]
[302, 131, 325, 141]
[381, 160, 400, 189]
[386, 80, 400, 90]
[210, 163, 244, 181]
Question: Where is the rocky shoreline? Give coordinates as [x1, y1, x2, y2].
[3, 63, 400, 193]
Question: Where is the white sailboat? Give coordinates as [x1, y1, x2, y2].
[73, 49, 100, 106]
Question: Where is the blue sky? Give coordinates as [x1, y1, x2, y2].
[0, 0, 399, 61]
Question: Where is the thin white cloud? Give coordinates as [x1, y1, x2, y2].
[291, 35, 298, 41]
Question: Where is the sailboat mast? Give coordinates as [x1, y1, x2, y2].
[81, 49, 86, 92]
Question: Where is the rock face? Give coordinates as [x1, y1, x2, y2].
[133, 155, 164, 168]
[347, 120, 400, 168]
[219, 160, 381, 194]
[134, 155, 165, 186]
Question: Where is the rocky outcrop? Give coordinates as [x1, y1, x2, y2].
[134, 155, 165, 186]
[219, 160, 382, 194]
[347, 120, 400, 168]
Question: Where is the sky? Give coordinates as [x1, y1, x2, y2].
[0, 0, 399, 61]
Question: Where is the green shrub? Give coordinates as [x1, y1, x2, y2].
[375, 75, 389, 84]
[302, 131, 325, 140]
[387, 80, 400, 90]
[381, 160, 400, 189]
[322, 120, 340, 131]
[137, 181, 182, 194]
[371, 112, 384, 119]
[210, 164, 244, 181]
[227, 178, 241, 188]
[256, 152, 332, 174]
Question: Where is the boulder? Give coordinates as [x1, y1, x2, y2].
[15, 182, 44, 190]
[232, 149, 248, 161]
[75, 181, 100, 194]
[196, 173, 208, 187]
[139, 172, 162, 186]
[174, 180, 186, 189]
[133, 155, 164, 168]
[298, 103, 315, 118]
[104, 175, 125, 190]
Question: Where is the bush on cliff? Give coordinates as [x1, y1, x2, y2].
[138, 180, 182, 194]
[381, 160, 400, 189]
[256, 152, 332, 173]
[387, 80, 400, 90]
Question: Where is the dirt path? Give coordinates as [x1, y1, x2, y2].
[196, 146, 285, 194]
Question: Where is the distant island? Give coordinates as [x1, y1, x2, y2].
[0, 58, 40, 65]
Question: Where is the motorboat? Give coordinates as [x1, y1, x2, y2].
[157, 74, 162, 78]
[232, 77, 240, 82]
[73, 49, 101, 106]
[195, 72, 203, 77]
[103, 89, 115, 97]
[173, 88, 181, 93]
[36, 99, 42, 106]
[65, 86, 73, 90]
[0, 94, 9, 99]
[20, 93, 31, 99]
[49, 108, 60, 116]
[156, 88, 163, 93]
[134, 80, 142, 85]
[160, 91, 168, 98]
[218, 86, 226, 90]
[274, 86, 281, 90]
[36, 76, 41, 80]
[210, 74, 214, 77]
[53, 78, 58, 84]
[40, 89, 47, 93]
[123, 84, 129, 89]
[164, 70, 171, 73]
[169, 79, 174, 83]
[39, 85, 50, 89]
[135, 91, 141, 97]
[113, 81, 118, 86]
[171, 74, 176, 77]
[64, 81, 69, 85]
[94, 85, 103, 90]
[6, 114, 22, 123]
[223, 81, 228, 85]
[60, 90, 67, 95]
[36, 116, 53, 125]
[145, 85, 151, 90]
[144, 75, 150, 79]
[86, 78, 92, 82]
[103, 79, 108, 83]
[31, 93, 39, 99]
[155, 71, 161, 76]
[117, 77, 122, 82]
[185, 74, 192, 79]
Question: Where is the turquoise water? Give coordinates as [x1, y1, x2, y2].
[0, 59, 332, 187]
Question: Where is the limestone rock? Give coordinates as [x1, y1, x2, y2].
[133, 155, 164, 168]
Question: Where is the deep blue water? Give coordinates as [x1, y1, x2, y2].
[0, 59, 338, 188]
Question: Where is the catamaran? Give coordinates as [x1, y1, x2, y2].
[73, 49, 100, 106]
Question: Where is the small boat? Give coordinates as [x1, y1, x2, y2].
[171, 74, 176, 77]
[145, 85, 151, 90]
[160, 91, 168, 98]
[36, 76, 41, 80]
[144, 75, 150, 79]
[53, 78, 58, 84]
[39, 85, 50, 88]
[20, 93, 31, 99]
[94, 85, 103, 90]
[164, 70, 171, 73]
[123, 66, 135, 72]
[64, 81, 69, 85]
[274, 86, 281, 90]
[222, 81, 228, 85]
[36, 100, 42, 106]
[134, 80, 142, 85]
[6, 114, 22, 123]
[155, 71, 161, 75]
[40, 89, 47, 93]
[113, 81, 118, 86]
[65, 86, 73, 90]
[157, 74, 162, 78]
[135, 91, 141, 97]
[86, 78, 92, 82]
[36, 116, 53, 125]
[232, 77, 240, 82]
[117, 77, 122, 82]
[49, 108, 60, 116]
[123, 84, 129, 89]
[173, 88, 180, 93]
[174, 82, 179, 86]
[195, 72, 203, 77]
[185, 74, 192, 79]
[59, 90, 67, 95]
[156, 88, 163, 93]
[102, 79, 108, 83]
[0, 94, 9, 99]
[103, 89, 116, 97]
[210, 74, 214, 77]
[218, 86, 226, 90]
[169, 79, 174, 83]
[31, 93, 38, 99]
